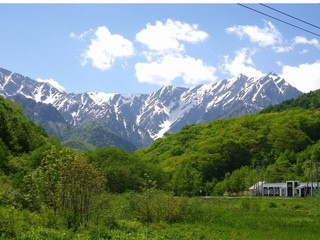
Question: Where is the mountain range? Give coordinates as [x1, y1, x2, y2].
[0, 67, 302, 150]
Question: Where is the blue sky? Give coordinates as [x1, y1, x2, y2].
[0, 3, 319, 94]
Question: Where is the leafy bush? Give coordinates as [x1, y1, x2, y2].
[129, 190, 190, 223]
[31, 147, 105, 228]
[267, 202, 277, 208]
[240, 198, 261, 211]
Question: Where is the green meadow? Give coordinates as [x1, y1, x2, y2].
[86, 194, 320, 240]
[2, 193, 319, 240]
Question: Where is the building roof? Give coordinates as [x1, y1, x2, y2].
[250, 181, 320, 190]
[262, 183, 287, 188]
[249, 181, 265, 190]
[295, 182, 320, 189]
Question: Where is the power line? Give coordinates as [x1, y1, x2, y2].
[259, 3, 320, 30]
[237, 3, 320, 38]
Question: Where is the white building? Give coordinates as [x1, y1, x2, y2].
[249, 181, 320, 197]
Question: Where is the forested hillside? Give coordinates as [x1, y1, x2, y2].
[62, 123, 137, 152]
[136, 108, 320, 195]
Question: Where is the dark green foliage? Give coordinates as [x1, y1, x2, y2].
[0, 138, 9, 173]
[0, 96, 47, 155]
[86, 147, 147, 193]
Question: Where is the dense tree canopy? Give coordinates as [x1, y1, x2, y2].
[86, 147, 147, 193]
[136, 108, 320, 195]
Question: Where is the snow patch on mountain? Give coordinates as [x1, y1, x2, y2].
[36, 78, 65, 93]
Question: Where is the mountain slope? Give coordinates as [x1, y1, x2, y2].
[8, 94, 137, 151]
[9, 94, 70, 139]
[62, 123, 137, 152]
[0, 67, 303, 148]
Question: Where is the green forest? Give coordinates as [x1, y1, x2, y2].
[1, 90, 320, 239]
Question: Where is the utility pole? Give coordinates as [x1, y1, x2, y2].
[256, 160, 264, 196]
[315, 160, 319, 195]
[307, 160, 319, 196]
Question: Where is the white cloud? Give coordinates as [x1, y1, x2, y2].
[36, 78, 65, 92]
[273, 45, 293, 53]
[226, 22, 320, 54]
[299, 49, 309, 54]
[223, 48, 264, 78]
[280, 61, 320, 93]
[70, 29, 93, 41]
[135, 54, 216, 86]
[226, 21, 282, 48]
[269, 36, 320, 53]
[81, 26, 134, 71]
[135, 19, 215, 86]
[293, 36, 320, 49]
[136, 19, 208, 54]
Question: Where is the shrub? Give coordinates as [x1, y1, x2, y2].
[129, 190, 190, 223]
[240, 198, 261, 211]
[267, 202, 277, 208]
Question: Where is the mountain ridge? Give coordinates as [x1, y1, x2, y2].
[0, 67, 303, 148]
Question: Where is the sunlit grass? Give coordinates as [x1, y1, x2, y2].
[99, 195, 320, 240]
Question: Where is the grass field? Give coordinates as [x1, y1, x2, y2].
[85, 194, 320, 240]
[4, 193, 320, 240]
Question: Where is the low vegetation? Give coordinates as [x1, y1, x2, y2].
[0, 192, 319, 239]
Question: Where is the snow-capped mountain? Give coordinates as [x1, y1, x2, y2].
[0, 67, 302, 148]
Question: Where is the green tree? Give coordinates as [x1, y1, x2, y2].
[265, 151, 297, 182]
[60, 153, 105, 227]
[213, 166, 257, 195]
[87, 147, 146, 193]
[171, 161, 202, 196]
[31, 146, 105, 228]
[267, 124, 311, 155]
